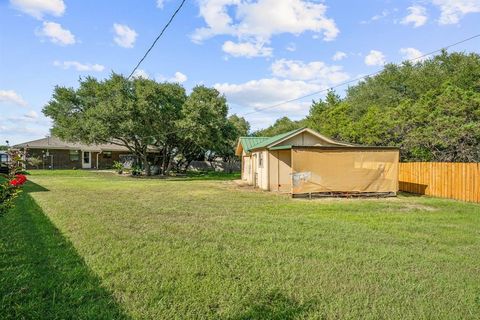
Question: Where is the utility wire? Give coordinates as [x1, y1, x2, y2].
[127, 0, 187, 80]
[240, 33, 480, 116]
[111, 32, 480, 141]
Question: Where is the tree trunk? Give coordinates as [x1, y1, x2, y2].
[142, 154, 151, 176]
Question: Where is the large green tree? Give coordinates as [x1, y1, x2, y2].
[44, 75, 250, 175]
[303, 51, 480, 161]
[43, 74, 186, 175]
[253, 116, 304, 137]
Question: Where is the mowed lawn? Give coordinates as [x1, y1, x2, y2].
[1, 171, 479, 319]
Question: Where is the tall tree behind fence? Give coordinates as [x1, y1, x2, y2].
[399, 162, 480, 203]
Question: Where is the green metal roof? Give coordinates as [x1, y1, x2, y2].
[249, 127, 305, 150]
[238, 136, 270, 153]
[238, 127, 306, 154]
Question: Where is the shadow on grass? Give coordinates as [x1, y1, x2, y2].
[132, 171, 241, 182]
[0, 181, 130, 319]
[398, 191, 425, 198]
[228, 290, 313, 320]
[24, 180, 49, 193]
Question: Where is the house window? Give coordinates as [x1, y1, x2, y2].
[259, 152, 264, 168]
[103, 151, 112, 159]
[69, 150, 79, 161]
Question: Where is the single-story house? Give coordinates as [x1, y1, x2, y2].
[14, 136, 138, 170]
[236, 128, 399, 196]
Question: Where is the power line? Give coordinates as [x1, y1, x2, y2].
[105, 32, 480, 141]
[240, 33, 480, 116]
[127, 0, 187, 80]
[132, 32, 480, 140]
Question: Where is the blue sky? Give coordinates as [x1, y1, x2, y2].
[1, 0, 480, 145]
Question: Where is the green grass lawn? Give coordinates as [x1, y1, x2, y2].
[1, 170, 479, 319]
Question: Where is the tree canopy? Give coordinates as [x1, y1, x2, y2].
[255, 51, 480, 162]
[43, 74, 249, 174]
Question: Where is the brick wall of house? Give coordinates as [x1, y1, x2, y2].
[25, 149, 130, 169]
[26, 149, 81, 169]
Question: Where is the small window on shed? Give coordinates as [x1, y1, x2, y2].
[259, 152, 264, 168]
[103, 151, 112, 159]
[69, 150, 79, 161]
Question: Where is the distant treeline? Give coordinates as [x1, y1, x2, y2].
[255, 51, 480, 162]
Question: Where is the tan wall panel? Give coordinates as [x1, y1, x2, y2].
[291, 149, 399, 194]
[269, 151, 279, 191]
[278, 150, 292, 192]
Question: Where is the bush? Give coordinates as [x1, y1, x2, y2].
[131, 164, 142, 176]
[0, 150, 27, 216]
[27, 156, 42, 169]
[112, 161, 124, 174]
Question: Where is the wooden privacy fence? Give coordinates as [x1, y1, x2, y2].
[399, 162, 480, 203]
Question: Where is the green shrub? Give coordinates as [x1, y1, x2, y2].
[112, 161, 124, 174]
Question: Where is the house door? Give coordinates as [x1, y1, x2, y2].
[82, 151, 91, 169]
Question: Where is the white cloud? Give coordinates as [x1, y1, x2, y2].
[271, 59, 349, 84]
[400, 47, 428, 62]
[113, 23, 137, 48]
[215, 78, 321, 113]
[132, 69, 150, 79]
[286, 42, 296, 52]
[222, 40, 273, 58]
[156, 71, 188, 83]
[401, 5, 428, 27]
[156, 0, 165, 9]
[53, 60, 105, 72]
[332, 51, 347, 61]
[364, 50, 386, 66]
[361, 9, 391, 24]
[0, 90, 28, 107]
[24, 110, 39, 119]
[432, 0, 480, 24]
[192, 0, 339, 57]
[170, 72, 188, 83]
[36, 21, 75, 45]
[10, 0, 65, 19]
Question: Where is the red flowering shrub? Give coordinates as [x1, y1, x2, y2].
[1, 150, 27, 216]
[9, 174, 27, 187]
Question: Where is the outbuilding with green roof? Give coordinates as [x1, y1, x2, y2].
[235, 128, 399, 196]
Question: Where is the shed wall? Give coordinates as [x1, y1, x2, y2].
[252, 150, 269, 190]
[242, 155, 253, 184]
[268, 150, 292, 192]
[291, 148, 399, 194]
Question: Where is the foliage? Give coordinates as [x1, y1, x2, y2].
[3, 169, 480, 319]
[302, 51, 480, 161]
[253, 116, 304, 137]
[27, 156, 43, 169]
[131, 164, 142, 176]
[43, 75, 249, 176]
[0, 150, 27, 216]
[112, 161, 124, 174]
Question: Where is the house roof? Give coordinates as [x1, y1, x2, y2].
[235, 127, 352, 156]
[247, 127, 305, 150]
[237, 136, 270, 154]
[14, 136, 131, 152]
